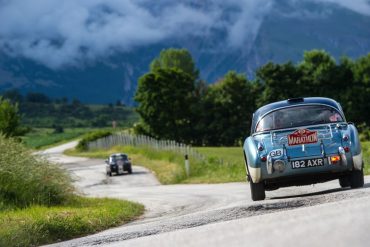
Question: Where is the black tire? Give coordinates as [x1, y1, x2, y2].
[127, 166, 132, 174]
[250, 180, 265, 201]
[108, 172, 112, 177]
[339, 176, 350, 188]
[350, 168, 364, 188]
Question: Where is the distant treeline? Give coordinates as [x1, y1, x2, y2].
[135, 48, 370, 146]
[0, 90, 138, 128]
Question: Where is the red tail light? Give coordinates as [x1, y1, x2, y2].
[261, 156, 267, 162]
[344, 147, 350, 152]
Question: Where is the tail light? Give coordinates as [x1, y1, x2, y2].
[260, 156, 267, 162]
[330, 155, 340, 164]
[344, 146, 350, 152]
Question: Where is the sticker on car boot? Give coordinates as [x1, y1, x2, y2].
[288, 129, 318, 146]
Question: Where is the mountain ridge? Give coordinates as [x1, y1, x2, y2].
[1, 0, 370, 104]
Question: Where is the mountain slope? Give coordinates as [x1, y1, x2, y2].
[1, 0, 370, 104]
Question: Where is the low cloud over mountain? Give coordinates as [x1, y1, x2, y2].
[1, 0, 369, 69]
[0, 0, 370, 104]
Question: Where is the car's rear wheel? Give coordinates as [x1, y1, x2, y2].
[250, 180, 265, 201]
[350, 168, 364, 188]
[127, 166, 132, 174]
[108, 172, 112, 177]
[339, 176, 350, 188]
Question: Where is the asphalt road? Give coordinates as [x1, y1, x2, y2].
[41, 142, 370, 247]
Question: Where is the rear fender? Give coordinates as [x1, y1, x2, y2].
[243, 137, 262, 183]
[348, 123, 363, 170]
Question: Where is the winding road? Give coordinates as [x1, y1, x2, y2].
[40, 142, 370, 247]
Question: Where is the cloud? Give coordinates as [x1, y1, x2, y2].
[0, 0, 369, 69]
[314, 0, 370, 16]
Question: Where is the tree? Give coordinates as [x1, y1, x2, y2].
[256, 61, 301, 106]
[197, 71, 257, 146]
[0, 97, 25, 138]
[348, 53, 370, 125]
[2, 89, 23, 103]
[297, 50, 338, 97]
[25, 92, 51, 104]
[135, 68, 196, 143]
[150, 48, 199, 79]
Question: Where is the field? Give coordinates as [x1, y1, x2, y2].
[22, 128, 93, 149]
[20, 102, 139, 128]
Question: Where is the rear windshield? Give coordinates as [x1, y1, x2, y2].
[255, 105, 344, 132]
[109, 155, 128, 162]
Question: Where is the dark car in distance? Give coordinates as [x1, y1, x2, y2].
[105, 153, 132, 176]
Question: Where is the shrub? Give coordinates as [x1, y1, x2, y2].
[76, 130, 112, 151]
[0, 136, 74, 208]
[358, 123, 370, 141]
[0, 97, 23, 137]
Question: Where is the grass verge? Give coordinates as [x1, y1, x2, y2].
[0, 196, 144, 247]
[66, 145, 246, 184]
[22, 128, 93, 149]
[0, 135, 144, 246]
[362, 142, 370, 175]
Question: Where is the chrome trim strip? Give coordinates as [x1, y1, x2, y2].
[339, 147, 348, 166]
[255, 122, 341, 138]
[253, 103, 346, 134]
[267, 155, 273, 175]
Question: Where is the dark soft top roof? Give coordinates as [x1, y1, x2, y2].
[251, 97, 344, 134]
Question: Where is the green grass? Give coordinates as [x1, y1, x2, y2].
[1, 136, 74, 208]
[0, 135, 144, 246]
[0, 196, 144, 247]
[362, 142, 370, 175]
[66, 145, 246, 184]
[22, 128, 93, 149]
[22, 128, 122, 150]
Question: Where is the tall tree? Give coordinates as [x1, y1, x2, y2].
[197, 71, 256, 146]
[298, 49, 338, 97]
[135, 68, 196, 143]
[150, 48, 199, 79]
[349, 53, 370, 124]
[0, 97, 24, 138]
[256, 61, 301, 106]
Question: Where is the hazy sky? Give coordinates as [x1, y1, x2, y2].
[0, 0, 369, 69]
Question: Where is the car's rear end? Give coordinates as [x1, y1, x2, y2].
[244, 98, 364, 201]
[255, 124, 356, 189]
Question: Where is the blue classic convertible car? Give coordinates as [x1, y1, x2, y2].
[243, 97, 364, 201]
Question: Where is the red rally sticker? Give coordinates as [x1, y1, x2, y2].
[288, 129, 318, 146]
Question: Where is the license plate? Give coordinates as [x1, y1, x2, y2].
[118, 165, 124, 173]
[291, 158, 324, 169]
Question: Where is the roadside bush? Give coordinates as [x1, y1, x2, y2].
[358, 123, 370, 141]
[0, 135, 74, 208]
[76, 130, 112, 151]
